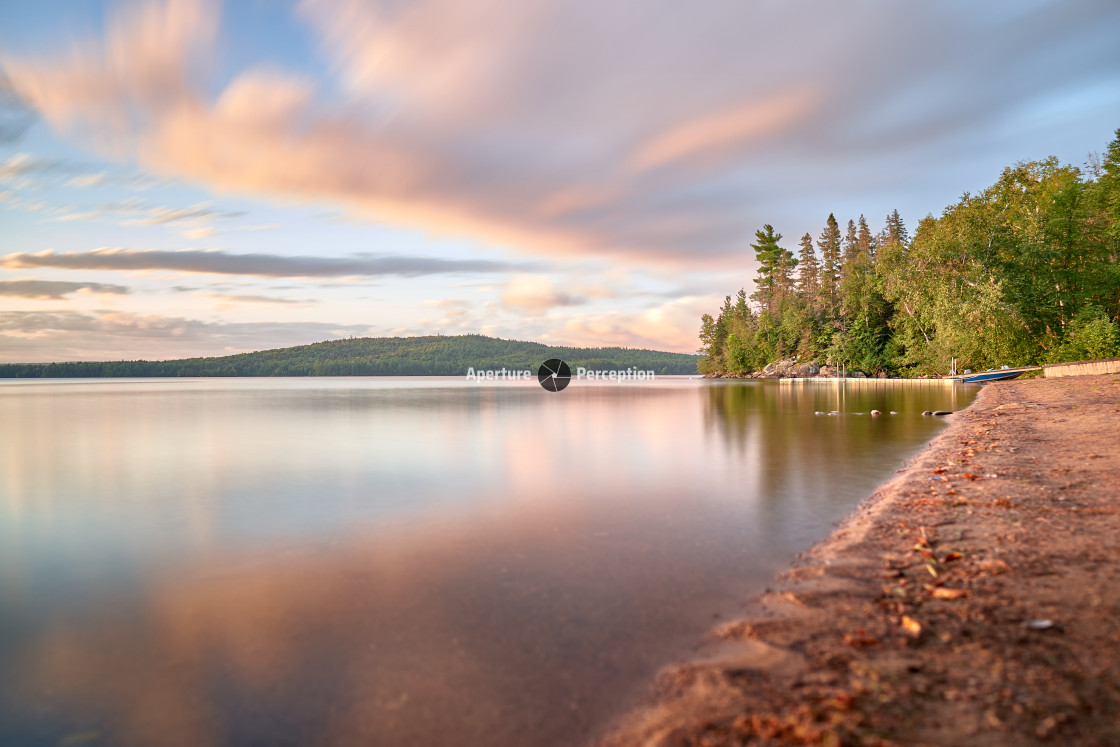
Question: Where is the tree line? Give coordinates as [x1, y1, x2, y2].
[0, 334, 700, 377]
[700, 128, 1120, 377]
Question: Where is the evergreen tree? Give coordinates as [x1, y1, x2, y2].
[840, 218, 862, 294]
[795, 232, 820, 300]
[844, 219, 859, 265]
[885, 209, 909, 246]
[775, 251, 797, 304]
[858, 214, 875, 262]
[817, 213, 842, 312]
[750, 224, 793, 310]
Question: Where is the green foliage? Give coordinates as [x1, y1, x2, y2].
[1047, 307, 1120, 363]
[698, 128, 1120, 377]
[749, 224, 796, 310]
[0, 335, 701, 378]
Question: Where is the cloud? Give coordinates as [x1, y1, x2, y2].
[65, 172, 106, 188]
[3, 0, 1119, 267]
[0, 153, 145, 189]
[555, 295, 719, 353]
[33, 197, 240, 232]
[53, 211, 100, 222]
[121, 204, 242, 226]
[0, 310, 376, 362]
[629, 88, 818, 172]
[1, 248, 531, 278]
[500, 275, 579, 316]
[196, 292, 312, 305]
[0, 278, 130, 299]
[0, 153, 61, 180]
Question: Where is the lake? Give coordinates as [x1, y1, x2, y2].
[0, 376, 978, 746]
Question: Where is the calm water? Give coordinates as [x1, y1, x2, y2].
[0, 377, 977, 746]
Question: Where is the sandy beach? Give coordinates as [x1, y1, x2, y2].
[597, 373, 1120, 746]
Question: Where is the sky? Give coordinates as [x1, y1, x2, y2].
[1, 0, 1118, 362]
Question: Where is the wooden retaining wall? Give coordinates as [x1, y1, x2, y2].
[1042, 357, 1120, 378]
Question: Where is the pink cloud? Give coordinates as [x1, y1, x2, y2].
[3, 0, 1116, 272]
[500, 275, 579, 316]
[554, 295, 719, 354]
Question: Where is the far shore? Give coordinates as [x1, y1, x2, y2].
[596, 373, 1120, 746]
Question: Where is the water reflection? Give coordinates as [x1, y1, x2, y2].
[0, 378, 977, 745]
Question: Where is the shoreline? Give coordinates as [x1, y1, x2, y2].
[595, 373, 1120, 745]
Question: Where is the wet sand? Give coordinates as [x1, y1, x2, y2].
[596, 374, 1120, 745]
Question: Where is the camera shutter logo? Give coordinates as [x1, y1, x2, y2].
[537, 359, 571, 392]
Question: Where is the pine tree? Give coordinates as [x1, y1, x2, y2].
[775, 250, 797, 304]
[795, 232, 819, 300]
[817, 213, 842, 312]
[844, 219, 859, 265]
[750, 224, 792, 310]
[858, 214, 875, 262]
[734, 289, 750, 321]
[840, 218, 862, 297]
[885, 209, 909, 246]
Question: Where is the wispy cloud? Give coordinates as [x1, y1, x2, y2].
[0, 153, 64, 180]
[0, 278, 130, 299]
[0, 153, 149, 189]
[1, 248, 532, 278]
[65, 172, 106, 188]
[196, 291, 313, 306]
[120, 204, 243, 226]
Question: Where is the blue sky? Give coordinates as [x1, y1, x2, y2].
[1, 0, 1118, 362]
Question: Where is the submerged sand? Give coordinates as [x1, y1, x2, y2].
[596, 373, 1120, 746]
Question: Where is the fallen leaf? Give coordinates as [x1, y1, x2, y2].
[932, 587, 967, 600]
[843, 631, 880, 648]
[901, 616, 922, 637]
[978, 558, 1011, 574]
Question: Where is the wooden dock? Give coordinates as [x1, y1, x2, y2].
[1042, 357, 1120, 378]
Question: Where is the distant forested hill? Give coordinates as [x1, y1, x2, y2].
[0, 334, 701, 377]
